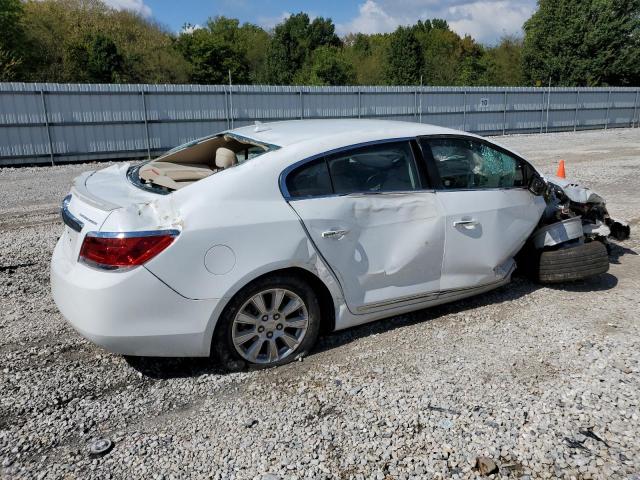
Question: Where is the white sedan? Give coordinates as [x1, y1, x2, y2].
[51, 119, 624, 369]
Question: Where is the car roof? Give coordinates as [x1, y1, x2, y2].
[228, 119, 471, 148]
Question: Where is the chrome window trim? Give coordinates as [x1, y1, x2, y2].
[279, 137, 422, 200]
[60, 194, 84, 233]
[286, 189, 438, 202]
[84, 229, 181, 239]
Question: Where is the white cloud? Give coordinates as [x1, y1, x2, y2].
[102, 0, 152, 18]
[257, 11, 293, 31]
[337, 0, 536, 43]
[338, 0, 398, 35]
[181, 24, 203, 34]
[447, 1, 534, 42]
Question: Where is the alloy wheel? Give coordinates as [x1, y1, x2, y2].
[232, 288, 309, 364]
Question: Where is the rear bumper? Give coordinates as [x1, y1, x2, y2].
[51, 234, 219, 357]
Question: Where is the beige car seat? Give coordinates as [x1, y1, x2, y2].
[215, 147, 237, 169]
[139, 162, 213, 190]
[138, 146, 238, 191]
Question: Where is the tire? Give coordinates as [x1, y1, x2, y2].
[212, 274, 321, 371]
[537, 241, 609, 284]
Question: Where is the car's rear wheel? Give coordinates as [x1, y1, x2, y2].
[537, 240, 609, 284]
[213, 275, 321, 371]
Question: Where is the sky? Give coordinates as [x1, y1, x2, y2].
[102, 0, 538, 45]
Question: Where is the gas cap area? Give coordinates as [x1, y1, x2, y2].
[204, 245, 236, 275]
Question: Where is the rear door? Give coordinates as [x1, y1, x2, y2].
[284, 140, 445, 314]
[420, 136, 546, 291]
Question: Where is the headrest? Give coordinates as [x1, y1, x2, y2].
[215, 147, 236, 169]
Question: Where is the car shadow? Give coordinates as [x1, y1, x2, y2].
[543, 272, 618, 292]
[315, 276, 539, 354]
[124, 355, 226, 379]
[126, 270, 619, 379]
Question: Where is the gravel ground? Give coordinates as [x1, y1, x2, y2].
[1, 128, 639, 479]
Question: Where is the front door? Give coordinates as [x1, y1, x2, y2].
[420, 136, 546, 291]
[285, 140, 445, 313]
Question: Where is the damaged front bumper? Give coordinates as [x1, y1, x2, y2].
[529, 175, 630, 249]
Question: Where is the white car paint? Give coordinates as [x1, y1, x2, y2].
[290, 192, 446, 313]
[51, 119, 546, 358]
[437, 189, 545, 290]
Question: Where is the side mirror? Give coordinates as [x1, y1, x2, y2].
[528, 175, 546, 196]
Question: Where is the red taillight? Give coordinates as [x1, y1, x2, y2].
[79, 231, 178, 270]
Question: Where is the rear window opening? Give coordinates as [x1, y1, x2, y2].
[129, 133, 276, 193]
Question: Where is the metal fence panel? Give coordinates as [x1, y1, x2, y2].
[0, 83, 638, 166]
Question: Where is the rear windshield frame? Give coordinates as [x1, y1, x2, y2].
[127, 132, 280, 194]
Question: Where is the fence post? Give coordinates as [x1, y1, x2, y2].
[462, 90, 467, 131]
[357, 89, 361, 119]
[633, 89, 639, 128]
[141, 90, 151, 160]
[545, 88, 551, 134]
[604, 89, 611, 130]
[573, 90, 579, 132]
[414, 89, 418, 122]
[418, 87, 422, 123]
[223, 89, 230, 129]
[299, 88, 304, 120]
[40, 90, 54, 166]
[539, 90, 545, 134]
[229, 85, 234, 129]
[502, 90, 507, 135]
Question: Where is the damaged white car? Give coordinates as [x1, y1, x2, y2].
[51, 120, 630, 369]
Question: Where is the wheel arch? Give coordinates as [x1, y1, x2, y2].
[207, 265, 337, 355]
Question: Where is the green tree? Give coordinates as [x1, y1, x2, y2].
[431, 19, 449, 30]
[20, 0, 189, 83]
[298, 46, 355, 85]
[66, 34, 125, 82]
[264, 13, 341, 84]
[9, 3, 530, 86]
[414, 21, 459, 85]
[482, 35, 524, 86]
[456, 35, 486, 85]
[176, 17, 251, 84]
[343, 33, 388, 85]
[385, 26, 422, 85]
[523, 0, 640, 86]
[237, 23, 270, 83]
[0, 0, 26, 79]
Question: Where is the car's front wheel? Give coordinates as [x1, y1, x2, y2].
[213, 275, 321, 371]
[537, 240, 609, 284]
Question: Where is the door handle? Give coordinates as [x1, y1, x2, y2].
[322, 229, 349, 239]
[453, 219, 479, 228]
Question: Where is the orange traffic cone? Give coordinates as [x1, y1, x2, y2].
[556, 159, 566, 178]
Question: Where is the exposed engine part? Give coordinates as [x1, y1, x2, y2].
[535, 175, 631, 248]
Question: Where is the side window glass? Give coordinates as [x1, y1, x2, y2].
[426, 138, 524, 189]
[326, 142, 419, 194]
[285, 159, 332, 198]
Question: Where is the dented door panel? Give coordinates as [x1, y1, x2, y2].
[437, 189, 546, 291]
[290, 192, 445, 314]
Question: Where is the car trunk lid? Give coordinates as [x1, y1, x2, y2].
[62, 163, 165, 258]
[77, 163, 161, 211]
